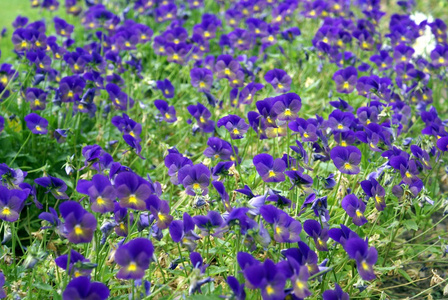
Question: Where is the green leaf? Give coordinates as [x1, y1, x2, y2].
[32, 283, 53, 291]
[403, 219, 418, 231]
[397, 269, 414, 284]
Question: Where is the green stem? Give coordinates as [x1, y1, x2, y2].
[10, 132, 32, 165]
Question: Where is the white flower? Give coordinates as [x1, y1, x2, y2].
[410, 12, 436, 58]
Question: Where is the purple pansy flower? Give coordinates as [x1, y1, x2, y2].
[342, 194, 367, 226]
[169, 212, 200, 251]
[264, 69, 291, 93]
[303, 219, 329, 251]
[0, 186, 27, 222]
[332, 66, 357, 94]
[253, 153, 286, 183]
[343, 237, 377, 281]
[115, 238, 154, 280]
[63, 276, 109, 300]
[323, 284, 350, 300]
[60, 201, 97, 244]
[76, 174, 116, 213]
[217, 115, 249, 140]
[190, 68, 213, 92]
[156, 79, 175, 98]
[114, 172, 152, 210]
[260, 205, 301, 243]
[330, 146, 362, 175]
[106, 83, 134, 110]
[55, 250, 92, 278]
[360, 178, 386, 211]
[154, 99, 177, 123]
[178, 164, 210, 196]
[187, 102, 215, 133]
[24, 113, 48, 134]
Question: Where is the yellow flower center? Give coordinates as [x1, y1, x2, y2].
[193, 183, 200, 189]
[36, 125, 42, 131]
[97, 196, 105, 205]
[232, 128, 240, 135]
[277, 83, 284, 89]
[74, 225, 83, 235]
[128, 262, 137, 272]
[268, 171, 276, 177]
[158, 213, 167, 222]
[266, 285, 275, 295]
[128, 194, 138, 204]
[296, 280, 305, 289]
[344, 163, 352, 170]
[375, 195, 382, 203]
[2, 207, 11, 216]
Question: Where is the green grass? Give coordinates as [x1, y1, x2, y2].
[0, 0, 46, 61]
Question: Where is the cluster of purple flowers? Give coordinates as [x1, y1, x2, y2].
[0, 0, 447, 299]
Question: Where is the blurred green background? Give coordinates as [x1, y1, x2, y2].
[0, 0, 35, 60]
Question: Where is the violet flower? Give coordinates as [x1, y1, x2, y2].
[332, 66, 357, 94]
[63, 276, 109, 300]
[341, 194, 367, 226]
[24, 113, 48, 134]
[260, 205, 301, 243]
[114, 172, 152, 210]
[0, 186, 27, 222]
[178, 164, 210, 196]
[55, 249, 92, 278]
[156, 78, 175, 98]
[303, 219, 329, 251]
[323, 284, 350, 300]
[190, 68, 213, 92]
[217, 114, 249, 139]
[154, 99, 177, 123]
[330, 146, 362, 175]
[343, 237, 377, 281]
[264, 69, 291, 93]
[76, 174, 116, 213]
[253, 153, 286, 183]
[360, 178, 386, 211]
[114, 238, 154, 280]
[60, 201, 97, 244]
